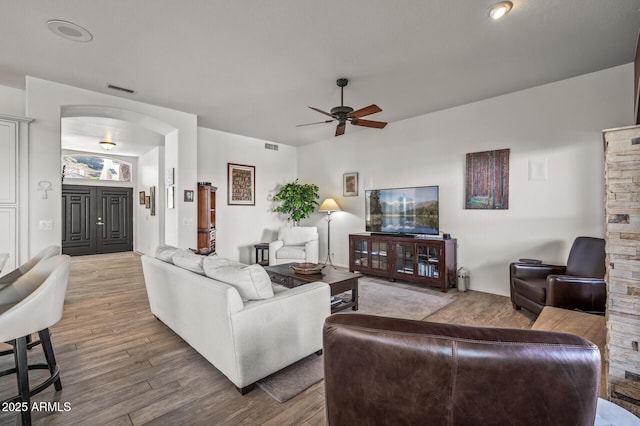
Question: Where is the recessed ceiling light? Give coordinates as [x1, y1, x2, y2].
[47, 20, 93, 42]
[489, 1, 513, 20]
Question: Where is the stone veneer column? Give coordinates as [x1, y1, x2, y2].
[603, 125, 640, 416]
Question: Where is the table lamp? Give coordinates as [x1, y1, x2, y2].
[319, 198, 341, 268]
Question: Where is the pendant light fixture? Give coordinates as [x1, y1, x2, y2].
[99, 139, 116, 150]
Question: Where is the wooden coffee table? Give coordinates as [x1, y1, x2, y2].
[264, 263, 362, 313]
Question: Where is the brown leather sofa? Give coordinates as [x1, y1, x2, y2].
[323, 314, 601, 426]
[510, 236, 606, 315]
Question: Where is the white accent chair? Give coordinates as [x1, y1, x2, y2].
[269, 226, 319, 265]
[0, 255, 70, 426]
[0, 245, 61, 289]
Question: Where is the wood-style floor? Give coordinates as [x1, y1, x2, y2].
[0, 252, 536, 425]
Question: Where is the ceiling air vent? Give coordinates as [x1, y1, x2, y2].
[106, 84, 136, 94]
[265, 143, 279, 151]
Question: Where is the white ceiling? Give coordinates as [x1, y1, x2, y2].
[2, 0, 640, 149]
[61, 116, 164, 157]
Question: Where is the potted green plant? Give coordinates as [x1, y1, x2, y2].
[272, 179, 319, 225]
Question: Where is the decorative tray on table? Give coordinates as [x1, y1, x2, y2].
[290, 263, 325, 275]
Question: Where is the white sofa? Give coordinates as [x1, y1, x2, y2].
[141, 249, 330, 394]
[269, 226, 319, 265]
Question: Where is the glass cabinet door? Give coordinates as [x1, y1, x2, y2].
[395, 243, 414, 275]
[417, 244, 441, 278]
[371, 241, 388, 271]
[353, 239, 369, 268]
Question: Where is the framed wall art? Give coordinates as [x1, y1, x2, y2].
[150, 186, 156, 216]
[184, 190, 194, 202]
[228, 163, 255, 205]
[145, 196, 151, 209]
[149, 186, 156, 216]
[465, 148, 510, 209]
[343, 172, 358, 197]
[139, 191, 146, 205]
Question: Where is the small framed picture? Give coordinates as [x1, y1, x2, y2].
[150, 186, 156, 216]
[145, 196, 151, 209]
[343, 172, 358, 197]
[228, 163, 255, 205]
[139, 191, 146, 205]
[184, 190, 194, 202]
[167, 186, 175, 209]
[167, 168, 175, 185]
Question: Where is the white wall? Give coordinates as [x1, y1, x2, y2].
[297, 64, 633, 296]
[137, 146, 162, 255]
[0, 85, 25, 116]
[198, 128, 297, 264]
[25, 77, 198, 257]
[163, 130, 180, 246]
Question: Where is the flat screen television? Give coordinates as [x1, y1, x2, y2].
[365, 185, 439, 235]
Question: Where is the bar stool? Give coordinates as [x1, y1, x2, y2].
[0, 255, 70, 426]
[0, 245, 60, 290]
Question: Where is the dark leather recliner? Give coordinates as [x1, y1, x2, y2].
[510, 236, 606, 315]
[323, 314, 601, 426]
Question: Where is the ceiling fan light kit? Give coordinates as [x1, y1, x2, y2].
[298, 78, 387, 137]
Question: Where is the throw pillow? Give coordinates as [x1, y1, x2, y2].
[203, 257, 274, 300]
[202, 256, 237, 269]
[172, 249, 205, 275]
[155, 244, 178, 263]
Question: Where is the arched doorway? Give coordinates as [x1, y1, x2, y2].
[60, 106, 177, 255]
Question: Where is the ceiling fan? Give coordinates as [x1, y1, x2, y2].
[297, 78, 387, 137]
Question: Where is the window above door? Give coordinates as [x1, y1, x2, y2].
[62, 154, 131, 182]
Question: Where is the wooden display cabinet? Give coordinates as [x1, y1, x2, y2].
[197, 183, 217, 254]
[350, 234, 393, 279]
[349, 233, 457, 292]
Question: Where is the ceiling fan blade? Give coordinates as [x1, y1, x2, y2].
[335, 123, 346, 136]
[309, 106, 336, 118]
[351, 118, 387, 129]
[296, 119, 335, 127]
[348, 104, 382, 119]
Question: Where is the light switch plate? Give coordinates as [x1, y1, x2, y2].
[39, 220, 53, 231]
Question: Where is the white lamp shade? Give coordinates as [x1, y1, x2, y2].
[319, 198, 341, 212]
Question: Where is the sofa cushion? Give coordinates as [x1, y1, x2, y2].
[203, 257, 274, 301]
[172, 249, 205, 275]
[275, 246, 307, 260]
[279, 226, 317, 246]
[155, 244, 178, 263]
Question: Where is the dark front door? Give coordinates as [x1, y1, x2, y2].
[62, 185, 96, 256]
[62, 185, 133, 256]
